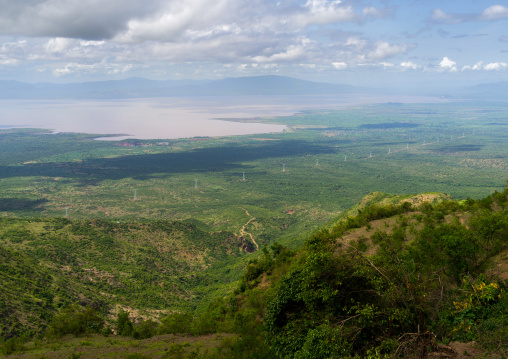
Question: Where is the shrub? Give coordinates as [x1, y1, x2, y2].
[159, 312, 193, 335]
[46, 305, 104, 338]
[116, 309, 134, 336]
[133, 319, 158, 339]
[0, 336, 26, 355]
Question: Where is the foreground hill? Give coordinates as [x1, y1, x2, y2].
[2, 184, 508, 358]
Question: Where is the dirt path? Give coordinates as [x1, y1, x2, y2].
[238, 207, 259, 250]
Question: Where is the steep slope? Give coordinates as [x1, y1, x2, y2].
[203, 185, 508, 358]
[0, 217, 248, 339]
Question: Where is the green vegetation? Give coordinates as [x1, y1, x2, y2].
[0, 216, 251, 340]
[5, 184, 508, 358]
[1, 100, 508, 357]
[1, 101, 507, 243]
[180, 184, 508, 358]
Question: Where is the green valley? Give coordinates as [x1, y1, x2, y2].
[1, 99, 508, 358]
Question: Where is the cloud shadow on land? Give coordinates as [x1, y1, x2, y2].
[0, 140, 337, 185]
[431, 144, 485, 153]
[0, 198, 48, 212]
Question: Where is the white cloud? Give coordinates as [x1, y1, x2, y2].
[431, 9, 456, 23]
[0, 1, 414, 78]
[50, 61, 133, 77]
[294, 0, 358, 27]
[115, 0, 235, 43]
[299, 63, 316, 69]
[439, 57, 457, 72]
[344, 37, 366, 49]
[0, 56, 18, 65]
[461, 61, 508, 71]
[472, 61, 483, 70]
[362, 7, 386, 18]
[400, 61, 420, 70]
[0, 1, 504, 82]
[108, 64, 133, 75]
[332, 62, 347, 69]
[368, 41, 408, 60]
[432, 4, 508, 24]
[80, 40, 106, 47]
[53, 67, 73, 77]
[0, 40, 27, 63]
[481, 5, 508, 21]
[45, 38, 74, 53]
[484, 62, 508, 70]
[252, 44, 306, 63]
[462, 61, 483, 71]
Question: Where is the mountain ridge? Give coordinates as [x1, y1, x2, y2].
[2, 76, 508, 100]
[0, 75, 362, 99]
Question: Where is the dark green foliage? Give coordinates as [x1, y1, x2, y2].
[116, 309, 134, 336]
[264, 241, 417, 358]
[159, 312, 193, 335]
[222, 184, 508, 357]
[46, 305, 104, 338]
[239, 243, 295, 292]
[134, 319, 159, 339]
[0, 334, 28, 355]
[0, 243, 78, 340]
[469, 210, 508, 253]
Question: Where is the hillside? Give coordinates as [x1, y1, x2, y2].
[0, 217, 252, 340]
[2, 185, 508, 358]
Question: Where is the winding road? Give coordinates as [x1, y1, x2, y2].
[238, 207, 259, 250]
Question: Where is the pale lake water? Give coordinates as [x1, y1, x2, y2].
[0, 95, 446, 140]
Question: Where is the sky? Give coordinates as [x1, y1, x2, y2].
[0, 0, 507, 89]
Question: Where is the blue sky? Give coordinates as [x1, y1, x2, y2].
[0, 0, 507, 88]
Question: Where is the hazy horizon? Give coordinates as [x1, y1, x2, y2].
[0, 1, 507, 91]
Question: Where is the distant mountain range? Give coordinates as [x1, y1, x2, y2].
[458, 81, 508, 100]
[0, 75, 363, 99]
[0, 75, 506, 100]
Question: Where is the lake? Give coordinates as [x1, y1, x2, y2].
[0, 95, 446, 140]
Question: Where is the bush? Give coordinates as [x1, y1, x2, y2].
[159, 312, 193, 335]
[46, 305, 104, 338]
[0, 336, 26, 355]
[133, 319, 158, 339]
[116, 309, 134, 336]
